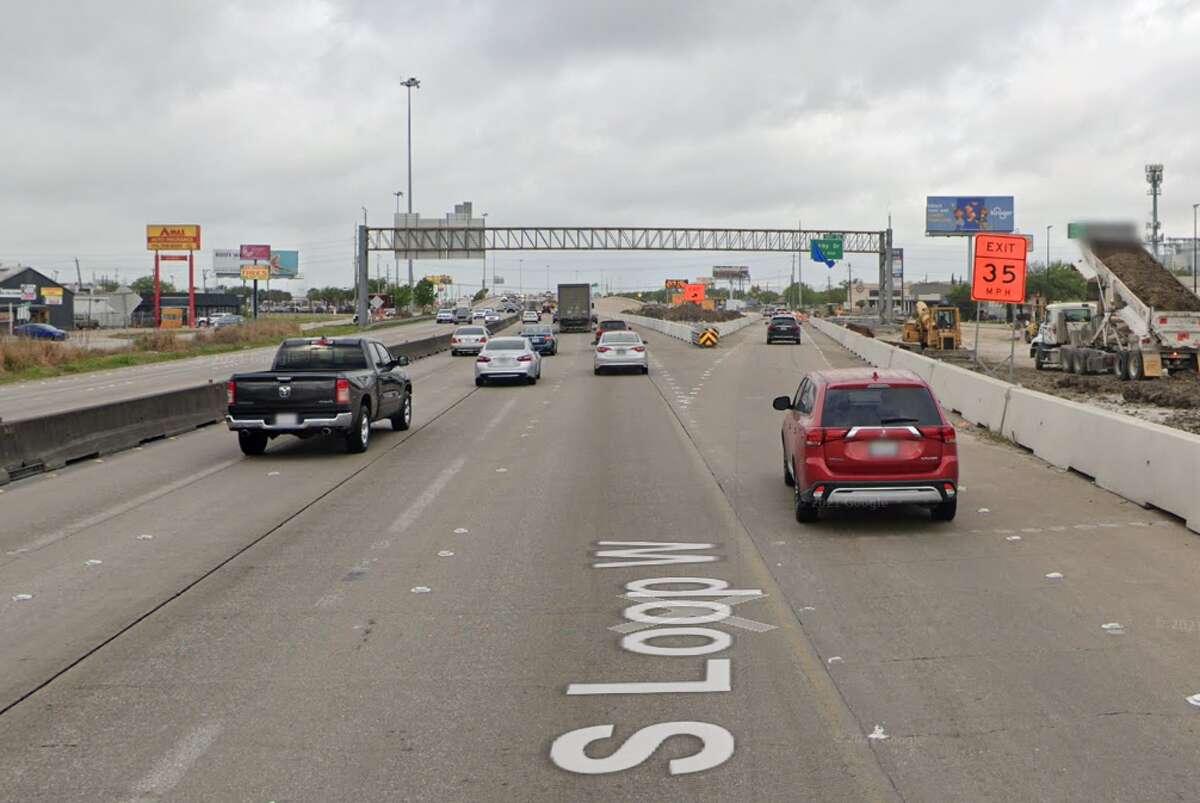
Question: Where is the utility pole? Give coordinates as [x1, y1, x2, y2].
[403, 76, 421, 312]
[1146, 164, 1164, 260]
[1046, 224, 1053, 269]
[1193, 203, 1198, 295]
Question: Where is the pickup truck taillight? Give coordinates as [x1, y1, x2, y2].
[335, 378, 350, 404]
[226, 381, 236, 405]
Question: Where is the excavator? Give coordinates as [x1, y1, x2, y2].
[901, 301, 962, 350]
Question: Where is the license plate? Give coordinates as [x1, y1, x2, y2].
[869, 440, 898, 457]
[616, 349, 627, 355]
[276, 413, 298, 427]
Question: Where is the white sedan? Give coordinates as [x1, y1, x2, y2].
[522, 310, 540, 323]
[475, 337, 542, 386]
[594, 331, 648, 375]
[484, 311, 501, 325]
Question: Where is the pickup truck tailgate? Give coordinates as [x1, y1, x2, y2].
[233, 373, 340, 411]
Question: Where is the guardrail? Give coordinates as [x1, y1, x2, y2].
[809, 317, 1200, 533]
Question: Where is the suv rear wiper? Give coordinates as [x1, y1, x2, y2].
[880, 417, 920, 425]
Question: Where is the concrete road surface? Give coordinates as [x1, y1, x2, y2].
[0, 306, 489, 422]
[1, 315, 1198, 801]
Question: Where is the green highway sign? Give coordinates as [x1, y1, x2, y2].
[811, 237, 844, 261]
[1067, 222, 1085, 239]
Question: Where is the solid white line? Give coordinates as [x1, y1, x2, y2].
[389, 457, 466, 534]
[125, 720, 223, 802]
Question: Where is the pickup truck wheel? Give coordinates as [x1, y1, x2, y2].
[238, 431, 268, 456]
[931, 499, 957, 522]
[390, 392, 412, 431]
[345, 403, 370, 453]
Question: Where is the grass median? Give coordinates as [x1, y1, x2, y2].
[0, 321, 302, 385]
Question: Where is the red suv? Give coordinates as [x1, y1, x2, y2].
[773, 368, 958, 522]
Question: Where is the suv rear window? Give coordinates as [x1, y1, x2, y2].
[599, 321, 627, 329]
[273, 343, 368, 370]
[820, 386, 941, 427]
[771, 316, 797, 326]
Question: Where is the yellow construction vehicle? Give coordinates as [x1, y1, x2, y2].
[901, 301, 962, 350]
[1023, 293, 1046, 343]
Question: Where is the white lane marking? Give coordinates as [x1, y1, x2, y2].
[867, 725, 889, 741]
[827, 656, 843, 664]
[12, 593, 33, 601]
[978, 508, 990, 514]
[1045, 572, 1064, 580]
[1101, 622, 1125, 635]
[454, 528, 469, 534]
[496, 467, 509, 473]
[388, 458, 466, 534]
[85, 559, 103, 566]
[1186, 694, 1200, 707]
[137, 534, 154, 540]
[1005, 535, 1022, 542]
[126, 720, 223, 802]
[438, 550, 455, 557]
[411, 586, 432, 594]
[4, 457, 239, 558]
[267, 471, 280, 477]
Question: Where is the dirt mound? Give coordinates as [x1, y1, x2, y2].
[625, 304, 742, 323]
[1121, 381, 1200, 409]
[845, 323, 874, 338]
[1092, 243, 1200, 311]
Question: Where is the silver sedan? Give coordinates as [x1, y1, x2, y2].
[475, 337, 542, 386]
[594, 331, 648, 375]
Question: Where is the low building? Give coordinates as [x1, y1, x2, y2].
[0, 265, 75, 330]
[133, 293, 243, 326]
[75, 287, 141, 328]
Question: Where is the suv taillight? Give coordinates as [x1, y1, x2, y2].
[335, 378, 350, 404]
[919, 425, 956, 443]
[804, 427, 848, 447]
[226, 381, 236, 405]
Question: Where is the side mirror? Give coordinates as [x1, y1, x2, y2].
[772, 395, 793, 411]
[396, 355, 410, 367]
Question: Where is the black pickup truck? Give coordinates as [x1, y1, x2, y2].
[226, 337, 412, 455]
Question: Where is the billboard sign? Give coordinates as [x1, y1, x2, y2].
[712, 266, 750, 280]
[215, 248, 298, 278]
[20, 283, 37, 301]
[971, 234, 1028, 304]
[147, 224, 201, 251]
[266, 250, 298, 279]
[240, 265, 270, 282]
[240, 244, 271, 260]
[42, 287, 64, 306]
[891, 248, 904, 279]
[926, 196, 1014, 234]
[665, 279, 687, 290]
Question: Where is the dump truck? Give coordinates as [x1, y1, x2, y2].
[901, 302, 962, 350]
[1041, 233, 1200, 379]
[556, 283, 592, 332]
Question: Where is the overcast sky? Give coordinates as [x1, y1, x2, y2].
[3, 0, 1198, 295]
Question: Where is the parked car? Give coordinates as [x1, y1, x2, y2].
[594, 331, 648, 375]
[593, 319, 629, 344]
[475, 337, 542, 386]
[213, 314, 245, 329]
[436, 309, 455, 324]
[522, 310, 540, 323]
[226, 337, 412, 455]
[774, 368, 958, 522]
[13, 323, 68, 341]
[520, 324, 557, 355]
[74, 318, 101, 330]
[766, 315, 801, 344]
[450, 326, 490, 356]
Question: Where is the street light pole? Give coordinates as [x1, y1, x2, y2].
[402, 76, 420, 312]
[1046, 224, 1053, 269]
[1193, 204, 1198, 295]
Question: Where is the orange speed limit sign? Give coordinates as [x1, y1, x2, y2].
[971, 233, 1028, 304]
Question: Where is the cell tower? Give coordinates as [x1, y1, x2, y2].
[1146, 163, 1164, 260]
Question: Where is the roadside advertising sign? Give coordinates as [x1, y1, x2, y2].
[926, 197, 1014, 234]
[891, 248, 904, 279]
[683, 283, 707, 303]
[665, 279, 687, 290]
[266, 250, 299, 278]
[971, 234, 1028, 304]
[712, 266, 750, 280]
[215, 248, 298, 278]
[240, 265, 270, 281]
[240, 244, 271, 260]
[147, 225, 201, 251]
[20, 284, 37, 301]
[0, 289, 22, 299]
[42, 287, 64, 306]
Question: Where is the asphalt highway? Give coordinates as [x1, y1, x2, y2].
[1, 310, 1198, 801]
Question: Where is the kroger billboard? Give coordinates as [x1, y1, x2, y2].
[926, 196, 1014, 234]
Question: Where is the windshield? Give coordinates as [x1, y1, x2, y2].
[484, 338, 526, 350]
[1063, 308, 1091, 322]
[272, 343, 368, 371]
[820, 386, 941, 427]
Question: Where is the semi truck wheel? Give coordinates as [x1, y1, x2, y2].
[1129, 350, 1146, 381]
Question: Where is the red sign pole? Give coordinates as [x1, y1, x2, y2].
[188, 250, 196, 327]
[154, 251, 162, 328]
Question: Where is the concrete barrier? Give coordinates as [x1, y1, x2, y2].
[813, 317, 1200, 532]
[0, 383, 226, 485]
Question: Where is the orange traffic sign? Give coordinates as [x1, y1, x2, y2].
[971, 233, 1028, 304]
[682, 283, 706, 303]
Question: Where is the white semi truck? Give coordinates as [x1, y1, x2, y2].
[1034, 234, 1200, 379]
